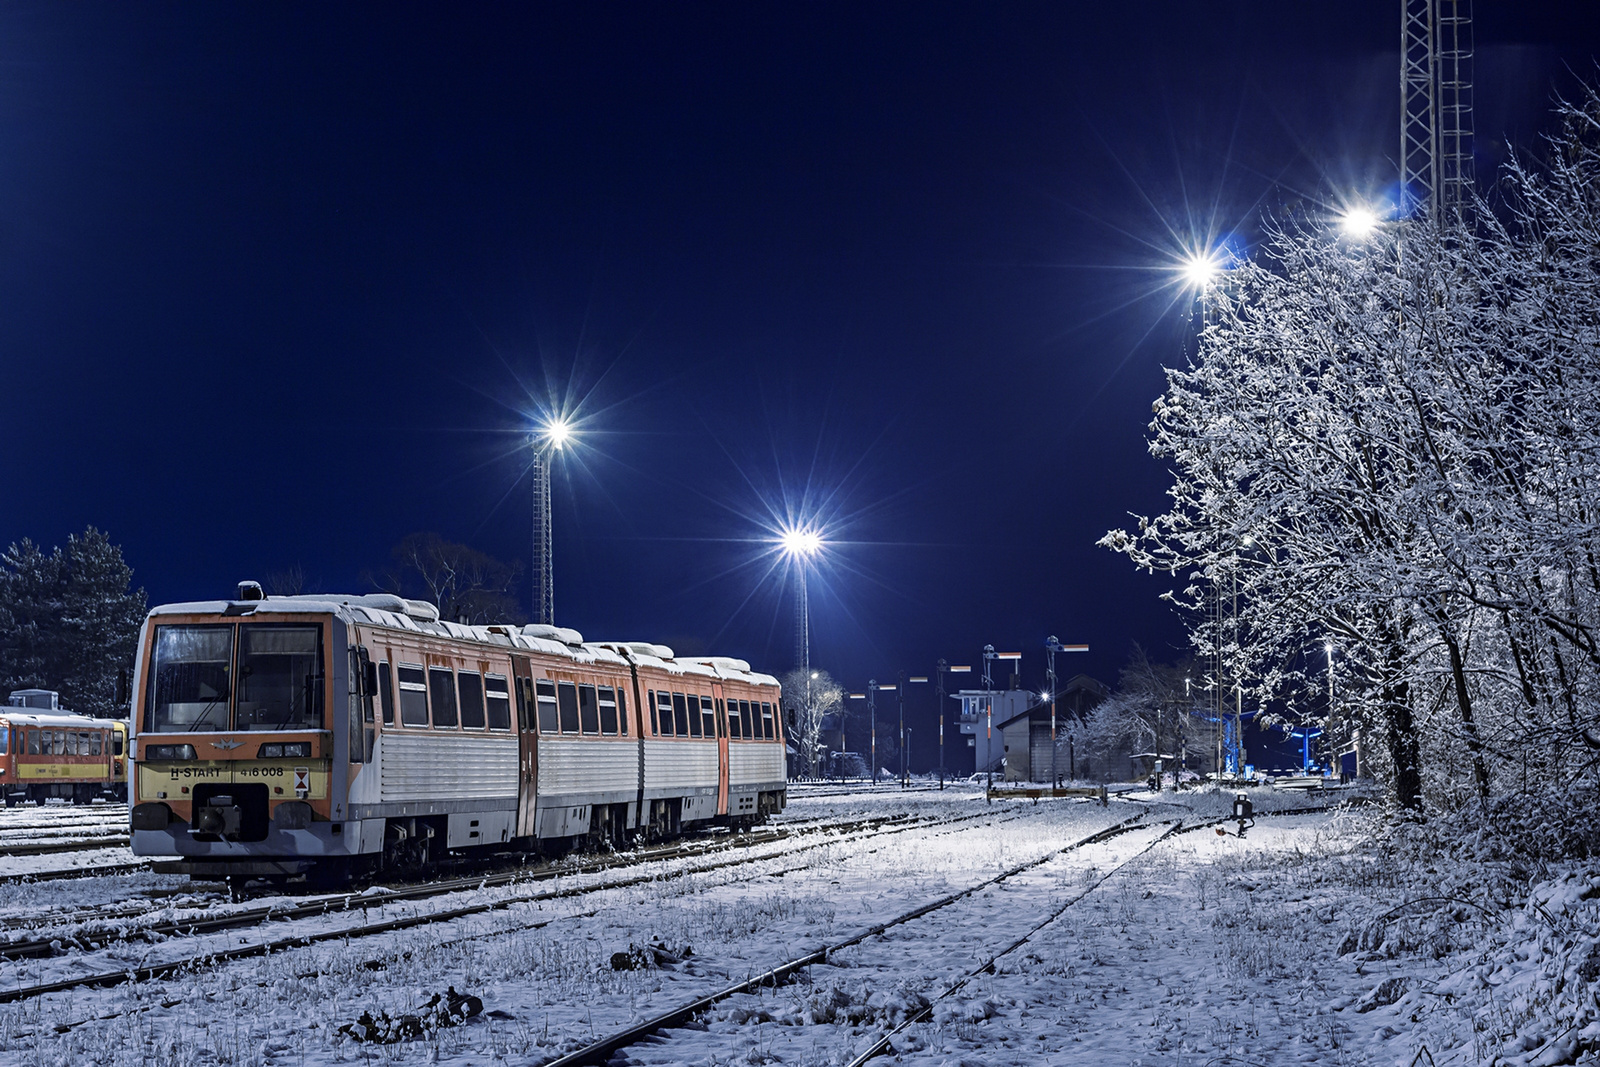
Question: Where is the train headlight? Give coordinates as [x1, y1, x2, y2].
[145, 744, 197, 761]
[257, 742, 311, 759]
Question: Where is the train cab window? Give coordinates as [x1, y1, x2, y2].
[458, 671, 486, 729]
[378, 662, 394, 726]
[91, 732, 103, 756]
[485, 674, 512, 730]
[428, 667, 459, 728]
[147, 624, 234, 733]
[236, 624, 324, 731]
[598, 687, 618, 735]
[113, 730, 124, 756]
[397, 665, 429, 727]
[578, 685, 600, 734]
[761, 702, 775, 739]
[617, 690, 628, 736]
[536, 680, 559, 733]
[701, 696, 717, 738]
[557, 681, 580, 733]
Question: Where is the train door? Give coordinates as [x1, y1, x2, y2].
[512, 655, 539, 838]
[712, 682, 730, 816]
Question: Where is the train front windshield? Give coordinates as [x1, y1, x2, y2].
[146, 621, 324, 732]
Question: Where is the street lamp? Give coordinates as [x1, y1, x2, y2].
[528, 417, 573, 625]
[904, 674, 929, 788]
[1339, 206, 1380, 240]
[1044, 637, 1088, 790]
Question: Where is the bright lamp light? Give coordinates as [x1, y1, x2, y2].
[1181, 251, 1221, 290]
[779, 527, 823, 557]
[1340, 207, 1379, 240]
[544, 418, 573, 450]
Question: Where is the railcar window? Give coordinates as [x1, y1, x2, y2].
[514, 677, 531, 730]
[79, 731, 93, 754]
[458, 671, 486, 729]
[0, 726, 6, 756]
[647, 691, 659, 735]
[91, 732, 103, 756]
[114, 730, 124, 756]
[54, 730, 66, 755]
[736, 699, 750, 738]
[557, 681, 580, 733]
[537, 680, 559, 733]
[237, 624, 324, 731]
[761, 702, 775, 739]
[27, 730, 39, 755]
[397, 665, 429, 727]
[378, 661, 394, 726]
[147, 624, 234, 733]
[658, 691, 674, 736]
[598, 686, 618, 735]
[617, 690, 628, 736]
[578, 685, 599, 734]
[485, 674, 512, 730]
[672, 693, 690, 737]
[728, 701, 742, 739]
[701, 696, 717, 738]
[429, 668, 459, 728]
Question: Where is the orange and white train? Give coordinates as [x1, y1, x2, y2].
[128, 583, 787, 881]
[1, 690, 128, 806]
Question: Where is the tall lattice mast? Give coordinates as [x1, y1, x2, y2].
[1402, 0, 1473, 219]
[532, 450, 554, 625]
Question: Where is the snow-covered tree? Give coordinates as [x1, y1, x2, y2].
[780, 668, 842, 778]
[1104, 87, 1600, 809]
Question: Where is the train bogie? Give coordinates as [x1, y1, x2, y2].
[128, 586, 787, 882]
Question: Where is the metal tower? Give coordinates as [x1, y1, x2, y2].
[1402, 0, 1473, 219]
[531, 450, 554, 625]
[793, 567, 809, 673]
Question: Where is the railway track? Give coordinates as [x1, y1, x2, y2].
[537, 809, 1183, 1067]
[0, 803, 1037, 996]
[0, 836, 129, 858]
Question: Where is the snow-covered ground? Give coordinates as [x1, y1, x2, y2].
[0, 784, 1590, 1066]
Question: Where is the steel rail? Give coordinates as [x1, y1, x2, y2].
[0, 836, 129, 858]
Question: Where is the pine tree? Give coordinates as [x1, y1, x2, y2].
[0, 527, 146, 718]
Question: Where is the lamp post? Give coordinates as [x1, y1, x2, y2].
[935, 659, 948, 789]
[846, 692, 866, 782]
[868, 680, 878, 785]
[905, 674, 928, 788]
[982, 645, 996, 796]
[779, 526, 823, 677]
[528, 417, 572, 625]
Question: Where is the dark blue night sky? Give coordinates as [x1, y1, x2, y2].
[4, 3, 1598, 760]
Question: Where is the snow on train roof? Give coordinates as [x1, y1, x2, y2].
[0, 710, 121, 729]
[147, 593, 779, 685]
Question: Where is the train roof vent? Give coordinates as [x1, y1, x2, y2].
[403, 599, 440, 622]
[351, 593, 408, 613]
[616, 641, 673, 660]
[523, 623, 585, 646]
[8, 689, 59, 710]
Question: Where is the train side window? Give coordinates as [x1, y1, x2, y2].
[761, 702, 775, 739]
[728, 700, 742, 739]
[56, 731, 68, 755]
[459, 671, 486, 729]
[515, 678, 532, 730]
[617, 689, 628, 736]
[485, 674, 512, 730]
[378, 662, 394, 726]
[82, 731, 93, 753]
[658, 691, 675, 736]
[598, 686, 618, 735]
[0, 726, 6, 756]
[91, 732, 103, 756]
[114, 730, 124, 756]
[536, 680, 559, 733]
[647, 690, 659, 735]
[671, 692, 689, 736]
[397, 664, 429, 727]
[557, 681, 580, 733]
[428, 667, 459, 728]
[701, 696, 716, 738]
[578, 684, 599, 734]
